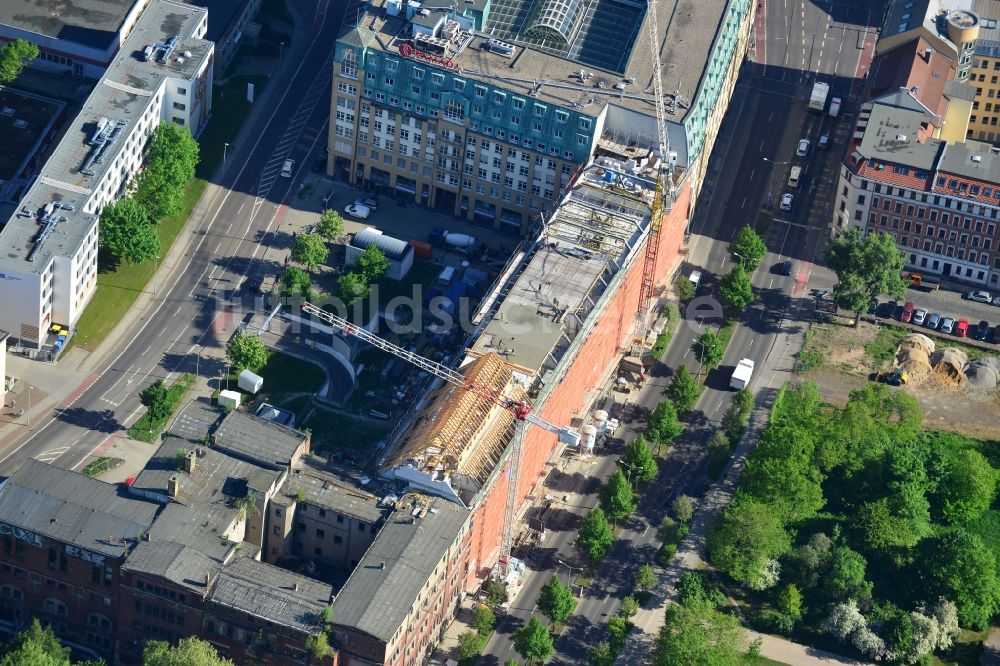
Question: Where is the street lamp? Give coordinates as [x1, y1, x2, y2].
[152, 255, 161, 294]
[223, 142, 229, 168]
[25, 385, 32, 428]
[279, 42, 284, 63]
[807, 32, 818, 74]
[556, 560, 579, 594]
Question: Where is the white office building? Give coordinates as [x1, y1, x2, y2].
[0, 0, 213, 349]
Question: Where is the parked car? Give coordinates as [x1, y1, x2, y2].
[796, 139, 811, 156]
[940, 316, 956, 334]
[912, 307, 927, 325]
[818, 134, 830, 150]
[280, 159, 295, 177]
[773, 260, 793, 276]
[925, 312, 941, 330]
[780, 193, 794, 211]
[956, 318, 970, 337]
[312, 157, 326, 173]
[964, 290, 993, 304]
[991, 324, 1000, 344]
[875, 300, 896, 317]
[244, 276, 262, 294]
[975, 320, 991, 341]
[355, 196, 378, 211]
[344, 203, 371, 219]
[901, 301, 915, 323]
[876, 368, 908, 386]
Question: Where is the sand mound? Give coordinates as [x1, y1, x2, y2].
[895, 334, 935, 384]
[967, 358, 1000, 390]
[930, 348, 969, 387]
[900, 333, 935, 355]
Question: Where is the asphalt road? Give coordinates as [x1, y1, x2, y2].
[0, 0, 345, 476]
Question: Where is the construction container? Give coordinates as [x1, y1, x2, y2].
[219, 390, 241, 409]
[409, 239, 433, 259]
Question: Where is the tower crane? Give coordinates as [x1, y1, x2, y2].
[300, 302, 580, 446]
[636, 0, 673, 338]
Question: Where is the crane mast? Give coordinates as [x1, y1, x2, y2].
[636, 0, 672, 330]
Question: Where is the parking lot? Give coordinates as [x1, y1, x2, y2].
[873, 285, 1000, 344]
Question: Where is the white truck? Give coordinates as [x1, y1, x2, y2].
[828, 96, 842, 118]
[809, 82, 830, 111]
[730, 358, 755, 390]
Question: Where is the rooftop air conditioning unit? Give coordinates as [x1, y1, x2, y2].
[972, 154, 983, 162]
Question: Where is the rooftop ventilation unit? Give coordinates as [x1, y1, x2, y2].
[80, 118, 127, 176]
[972, 154, 983, 162]
[27, 200, 69, 262]
[143, 35, 181, 63]
[414, 32, 448, 55]
[896, 134, 907, 141]
[485, 38, 515, 58]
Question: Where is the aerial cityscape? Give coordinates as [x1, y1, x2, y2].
[0, 0, 999, 664]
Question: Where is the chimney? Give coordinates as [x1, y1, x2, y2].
[380, 561, 386, 570]
[184, 450, 197, 474]
[923, 47, 933, 62]
[204, 573, 210, 587]
[167, 475, 179, 497]
[293, 581, 299, 591]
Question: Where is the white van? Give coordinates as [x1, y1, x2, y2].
[788, 166, 802, 188]
[280, 159, 295, 177]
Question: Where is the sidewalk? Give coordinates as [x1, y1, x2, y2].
[0, 1, 315, 462]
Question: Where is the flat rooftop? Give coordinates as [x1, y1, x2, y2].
[123, 540, 220, 594]
[0, 0, 211, 276]
[212, 410, 308, 470]
[0, 0, 146, 50]
[0, 459, 159, 558]
[346, 0, 729, 123]
[282, 457, 388, 525]
[330, 495, 469, 641]
[856, 96, 940, 170]
[938, 139, 1000, 181]
[471, 158, 652, 374]
[210, 557, 334, 633]
[0, 87, 65, 185]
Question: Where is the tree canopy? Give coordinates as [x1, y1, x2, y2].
[729, 225, 767, 271]
[707, 494, 791, 590]
[357, 244, 390, 282]
[281, 266, 312, 298]
[578, 507, 615, 562]
[99, 197, 160, 264]
[920, 528, 1000, 630]
[647, 401, 683, 446]
[226, 330, 268, 371]
[134, 123, 199, 221]
[143, 638, 234, 666]
[824, 229, 907, 319]
[0, 619, 70, 666]
[600, 469, 636, 522]
[538, 575, 576, 623]
[720, 264, 754, 312]
[620, 435, 659, 485]
[292, 233, 329, 271]
[513, 617, 554, 664]
[316, 209, 344, 240]
[692, 329, 725, 369]
[0, 39, 39, 84]
[665, 366, 700, 413]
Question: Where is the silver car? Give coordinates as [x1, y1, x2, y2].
[966, 290, 993, 304]
[925, 313, 941, 330]
[912, 308, 927, 325]
[940, 316, 956, 334]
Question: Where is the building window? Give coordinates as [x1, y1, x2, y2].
[172, 102, 186, 111]
[316, 529, 325, 538]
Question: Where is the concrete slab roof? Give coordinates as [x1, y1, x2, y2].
[0, 0, 146, 49]
[0, 0, 210, 276]
[0, 459, 158, 558]
[938, 139, 1000, 180]
[857, 98, 941, 170]
[330, 495, 468, 641]
[343, 0, 731, 123]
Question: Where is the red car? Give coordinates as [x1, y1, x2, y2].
[956, 318, 970, 337]
[901, 301, 915, 323]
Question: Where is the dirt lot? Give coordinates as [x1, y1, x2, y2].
[797, 320, 1000, 440]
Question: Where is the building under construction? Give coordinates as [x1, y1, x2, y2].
[382, 150, 691, 590]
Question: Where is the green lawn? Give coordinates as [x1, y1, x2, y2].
[81, 457, 124, 478]
[650, 303, 682, 359]
[226, 352, 326, 403]
[196, 74, 270, 179]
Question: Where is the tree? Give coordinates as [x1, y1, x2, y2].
[823, 546, 872, 605]
[741, 423, 825, 522]
[707, 495, 791, 589]
[338, 272, 369, 303]
[0, 619, 70, 666]
[504, 660, 520, 666]
[143, 638, 235, 665]
[720, 264, 754, 312]
[457, 631, 487, 660]
[578, 507, 615, 562]
[512, 617, 553, 664]
[672, 495, 695, 524]
[619, 595, 639, 618]
[676, 572, 724, 609]
[474, 604, 496, 635]
[930, 448, 997, 525]
[621, 436, 658, 485]
[538, 575, 576, 623]
[647, 401, 683, 447]
[606, 615, 630, 650]
[99, 197, 160, 264]
[854, 498, 919, 552]
[357, 244, 390, 283]
[655, 599, 748, 666]
[665, 366, 700, 413]
[600, 469, 636, 522]
[675, 274, 696, 301]
[588, 641, 614, 666]
[140, 379, 172, 422]
[226, 329, 269, 371]
[776, 584, 803, 620]
[134, 123, 200, 221]
[635, 563, 657, 592]
[692, 329, 725, 369]
[292, 233, 329, 271]
[304, 631, 332, 662]
[486, 580, 509, 607]
[729, 225, 767, 271]
[825, 229, 907, 324]
[316, 209, 344, 240]
[0, 39, 39, 84]
[921, 528, 1000, 629]
[822, 600, 867, 643]
[282, 266, 312, 298]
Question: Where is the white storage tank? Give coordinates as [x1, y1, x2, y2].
[581, 425, 598, 452]
[592, 410, 609, 435]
